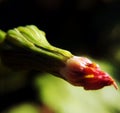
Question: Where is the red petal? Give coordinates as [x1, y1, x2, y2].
[60, 56, 118, 90]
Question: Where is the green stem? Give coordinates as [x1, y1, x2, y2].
[0, 30, 6, 43]
[1, 25, 73, 74]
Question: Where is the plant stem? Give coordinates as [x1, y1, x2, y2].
[0, 25, 73, 75]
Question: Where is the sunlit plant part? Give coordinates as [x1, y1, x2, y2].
[0, 25, 118, 91]
[60, 56, 118, 90]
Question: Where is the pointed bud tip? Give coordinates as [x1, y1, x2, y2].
[60, 56, 118, 90]
[113, 81, 118, 90]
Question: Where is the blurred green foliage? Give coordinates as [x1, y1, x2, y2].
[5, 59, 120, 113]
[6, 103, 39, 113]
[33, 60, 120, 113]
[35, 78, 119, 112]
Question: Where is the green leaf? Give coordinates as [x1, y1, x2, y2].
[6, 25, 73, 61]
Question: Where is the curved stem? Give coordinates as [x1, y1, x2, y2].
[1, 25, 73, 75]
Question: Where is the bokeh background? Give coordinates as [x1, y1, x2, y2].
[0, 0, 120, 113]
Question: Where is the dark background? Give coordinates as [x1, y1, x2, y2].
[0, 0, 119, 55]
[1, 0, 120, 76]
[0, 0, 120, 112]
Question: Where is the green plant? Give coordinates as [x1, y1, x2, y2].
[0, 25, 117, 90]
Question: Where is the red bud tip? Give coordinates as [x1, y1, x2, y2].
[60, 56, 118, 90]
[113, 81, 118, 90]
